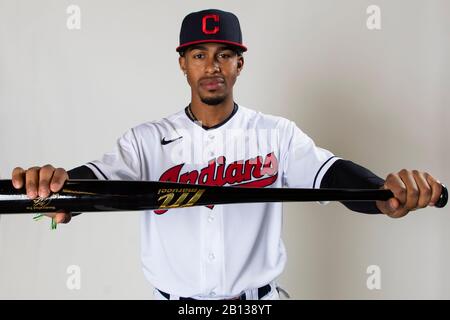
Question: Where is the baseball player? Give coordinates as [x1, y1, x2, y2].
[11, 9, 443, 300]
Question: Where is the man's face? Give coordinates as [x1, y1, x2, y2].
[179, 43, 244, 106]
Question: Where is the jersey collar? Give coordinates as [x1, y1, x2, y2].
[184, 102, 239, 131]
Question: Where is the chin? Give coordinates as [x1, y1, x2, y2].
[200, 95, 227, 106]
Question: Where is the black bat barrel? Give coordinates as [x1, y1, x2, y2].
[0, 179, 447, 214]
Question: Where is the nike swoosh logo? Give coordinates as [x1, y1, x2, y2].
[161, 136, 183, 145]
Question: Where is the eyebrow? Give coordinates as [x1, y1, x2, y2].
[188, 45, 235, 52]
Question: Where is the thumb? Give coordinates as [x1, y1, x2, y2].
[377, 197, 399, 214]
[388, 198, 399, 211]
[55, 212, 71, 224]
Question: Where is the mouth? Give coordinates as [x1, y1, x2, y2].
[200, 77, 225, 91]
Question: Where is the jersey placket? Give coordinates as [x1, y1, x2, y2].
[201, 129, 224, 298]
[202, 204, 224, 298]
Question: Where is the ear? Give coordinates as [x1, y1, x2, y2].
[179, 56, 187, 75]
[237, 56, 244, 76]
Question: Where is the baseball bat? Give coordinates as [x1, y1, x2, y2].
[0, 179, 447, 214]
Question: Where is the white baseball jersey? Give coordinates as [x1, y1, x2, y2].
[85, 104, 339, 299]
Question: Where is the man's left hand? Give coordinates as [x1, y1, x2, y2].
[376, 169, 442, 218]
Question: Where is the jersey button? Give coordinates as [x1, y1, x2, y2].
[208, 215, 214, 223]
[210, 291, 216, 297]
[208, 135, 215, 140]
[208, 253, 215, 261]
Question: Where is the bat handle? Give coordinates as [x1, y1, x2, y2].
[435, 184, 448, 208]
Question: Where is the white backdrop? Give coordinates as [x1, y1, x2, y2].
[0, 0, 449, 299]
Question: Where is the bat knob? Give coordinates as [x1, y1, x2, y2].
[435, 184, 448, 208]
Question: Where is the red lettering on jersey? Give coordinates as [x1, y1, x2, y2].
[158, 164, 184, 182]
[214, 156, 226, 186]
[199, 159, 216, 184]
[202, 14, 219, 34]
[251, 156, 264, 178]
[154, 152, 279, 214]
[179, 170, 199, 184]
[261, 152, 278, 176]
[225, 161, 244, 184]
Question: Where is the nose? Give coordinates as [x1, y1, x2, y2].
[205, 56, 220, 74]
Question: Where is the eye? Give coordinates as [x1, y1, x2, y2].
[218, 52, 232, 59]
[193, 53, 204, 59]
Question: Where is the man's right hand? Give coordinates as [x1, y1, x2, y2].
[11, 165, 72, 224]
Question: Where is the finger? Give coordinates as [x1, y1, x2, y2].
[25, 167, 41, 199]
[11, 167, 26, 189]
[44, 212, 57, 218]
[385, 173, 407, 206]
[398, 169, 419, 210]
[425, 173, 442, 206]
[43, 212, 71, 224]
[50, 168, 69, 193]
[38, 164, 55, 198]
[412, 170, 432, 209]
[55, 212, 71, 224]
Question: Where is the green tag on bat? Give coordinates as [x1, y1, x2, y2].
[33, 214, 57, 230]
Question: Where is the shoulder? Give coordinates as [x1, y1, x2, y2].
[127, 109, 186, 139]
[237, 105, 313, 149]
[237, 104, 295, 131]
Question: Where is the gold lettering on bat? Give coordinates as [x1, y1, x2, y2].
[27, 195, 58, 211]
[62, 189, 98, 196]
[157, 189, 206, 209]
[158, 193, 175, 207]
[157, 188, 199, 195]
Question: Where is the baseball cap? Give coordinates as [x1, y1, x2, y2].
[176, 9, 247, 53]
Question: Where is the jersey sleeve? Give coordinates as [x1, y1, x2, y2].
[282, 121, 340, 189]
[84, 128, 142, 181]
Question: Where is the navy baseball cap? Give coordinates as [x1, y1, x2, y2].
[176, 9, 247, 53]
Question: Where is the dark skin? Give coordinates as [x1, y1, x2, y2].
[179, 43, 244, 127]
[11, 43, 442, 223]
[376, 170, 442, 218]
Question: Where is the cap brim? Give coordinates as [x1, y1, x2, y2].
[176, 39, 247, 52]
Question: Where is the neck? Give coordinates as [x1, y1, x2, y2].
[189, 95, 235, 128]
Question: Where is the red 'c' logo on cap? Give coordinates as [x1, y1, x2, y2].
[202, 14, 219, 34]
